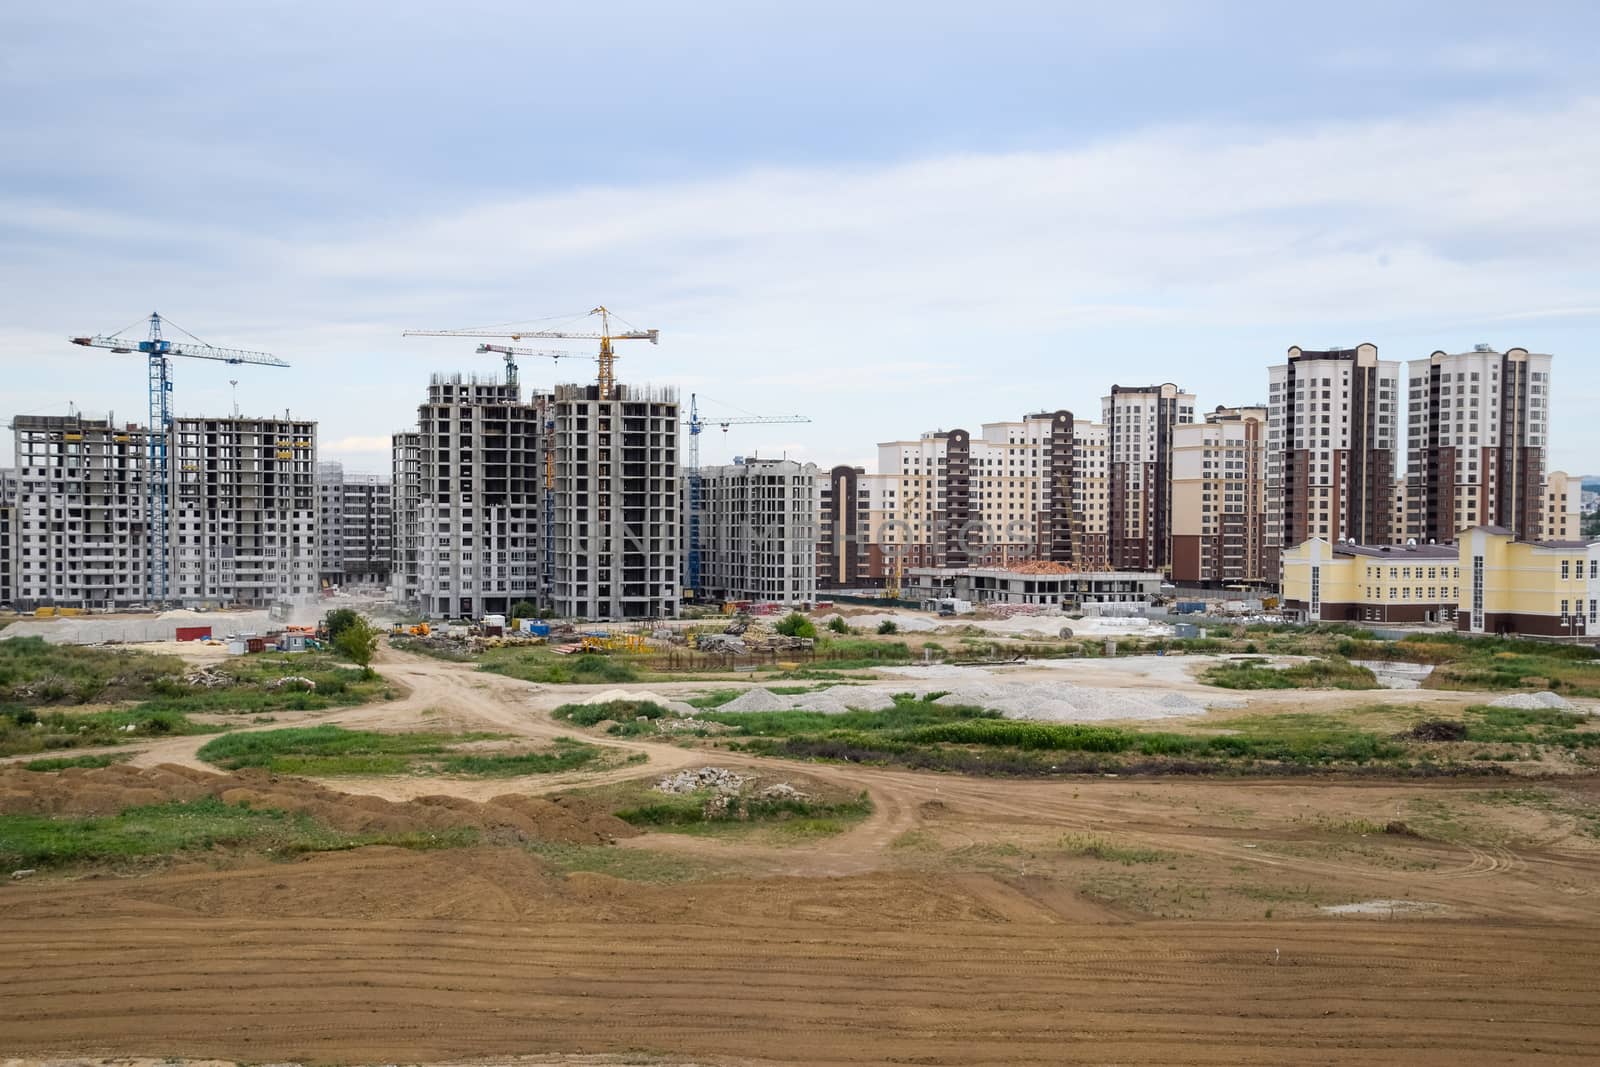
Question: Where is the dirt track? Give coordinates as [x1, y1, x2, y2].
[5, 648, 1600, 1063]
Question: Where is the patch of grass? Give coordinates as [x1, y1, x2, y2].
[196, 724, 607, 778]
[1058, 832, 1169, 865]
[438, 739, 609, 777]
[526, 841, 730, 883]
[1, 704, 225, 758]
[698, 694, 999, 737]
[19, 752, 129, 772]
[553, 700, 671, 727]
[1463, 705, 1600, 748]
[614, 790, 872, 833]
[480, 649, 641, 685]
[1202, 656, 1379, 691]
[0, 796, 479, 869]
[0, 636, 185, 704]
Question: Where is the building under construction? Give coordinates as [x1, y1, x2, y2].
[551, 382, 681, 620]
[317, 462, 394, 590]
[695, 457, 818, 606]
[9, 412, 317, 609]
[399, 374, 550, 619]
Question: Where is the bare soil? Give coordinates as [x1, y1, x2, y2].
[3, 647, 1599, 1064]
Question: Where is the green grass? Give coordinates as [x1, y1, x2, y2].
[698, 697, 999, 737]
[1, 704, 225, 758]
[1462, 705, 1600, 748]
[614, 790, 872, 835]
[479, 649, 642, 684]
[195, 725, 610, 777]
[438, 739, 612, 777]
[19, 752, 129, 772]
[1201, 656, 1379, 691]
[553, 700, 671, 727]
[0, 636, 185, 704]
[0, 795, 479, 869]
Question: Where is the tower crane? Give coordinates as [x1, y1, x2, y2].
[70, 312, 288, 604]
[403, 306, 658, 400]
[471, 344, 575, 390]
[683, 393, 811, 601]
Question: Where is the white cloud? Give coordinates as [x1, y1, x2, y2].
[4, 97, 1600, 471]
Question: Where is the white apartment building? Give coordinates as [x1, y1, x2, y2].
[696, 457, 818, 605]
[390, 431, 422, 608]
[1103, 384, 1195, 572]
[1406, 346, 1554, 543]
[1267, 345, 1401, 565]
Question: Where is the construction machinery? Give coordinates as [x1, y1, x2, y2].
[883, 549, 905, 600]
[682, 393, 811, 601]
[402, 306, 658, 401]
[70, 312, 289, 603]
[469, 344, 574, 390]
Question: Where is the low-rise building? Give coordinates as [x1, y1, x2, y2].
[1280, 539, 1461, 625]
[904, 564, 1162, 610]
[1459, 526, 1599, 638]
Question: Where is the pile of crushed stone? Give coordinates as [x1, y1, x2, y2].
[581, 688, 700, 716]
[0, 763, 636, 845]
[1488, 691, 1575, 711]
[655, 766, 747, 796]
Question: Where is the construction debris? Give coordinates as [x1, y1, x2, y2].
[1489, 691, 1574, 711]
[183, 667, 234, 689]
[654, 767, 748, 796]
[267, 676, 318, 692]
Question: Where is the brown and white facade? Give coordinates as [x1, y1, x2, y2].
[1267, 344, 1401, 556]
[1103, 384, 1194, 572]
[1170, 405, 1270, 586]
[1406, 346, 1553, 543]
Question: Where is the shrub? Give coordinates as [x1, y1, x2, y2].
[877, 620, 899, 635]
[333, 616, 380, 677]
[554, 700, 670, 727]
[323, 609, 360, 641]
[827, 617, 850, 635]
[776, 613, 817, 639]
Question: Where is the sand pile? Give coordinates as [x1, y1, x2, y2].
[581, 688, 700, 716]
[0, 763, 637, 845]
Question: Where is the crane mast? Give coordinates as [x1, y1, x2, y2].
[70, 313, 287, 604]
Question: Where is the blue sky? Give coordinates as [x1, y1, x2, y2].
[4, 1, 1598, 473]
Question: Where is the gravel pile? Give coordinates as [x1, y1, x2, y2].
[1489, 691, 1575, 711]
[655, 767, 747, 796]
[581, 688, 700, 716]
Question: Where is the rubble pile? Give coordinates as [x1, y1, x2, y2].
[654, 766, 748, 796]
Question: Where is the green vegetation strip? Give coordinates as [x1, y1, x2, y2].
[196, 725, 607, 777]
[1201, 657, 1379, 691]
[3, 704, 224, 758]
[0, 796, 476, 869]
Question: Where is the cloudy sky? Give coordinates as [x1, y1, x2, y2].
[4, 1, 1598, 474]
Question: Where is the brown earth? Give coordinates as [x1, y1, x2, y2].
[3, 647, 1600, 1064]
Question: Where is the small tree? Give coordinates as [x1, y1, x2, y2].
[827, 616, 850, 635]
[877, 619, 899, 635]
[323, 608, 359, 641]
[333, 616, 380, 678]
[775, 612, 817, 639]
[510, 600, 539, 624]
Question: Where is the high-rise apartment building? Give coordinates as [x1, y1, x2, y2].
[695, 457, 818, 605]
[1170, 406, 1269, 585]
[817, 410, 1111, 588]
[1406, 346, 1553, 543]
[406, 374, 549, 619]
[316, 462, 393, 589]
[551, 382, 680, 620]
[12, 415, 155, 609]
[1103, 384, 1195, 572]
[168, 415, 319, 605]
[390, 431, 422, 608]
[0, 468, 19, 606]
[10, 413, 315, 609]
[1267, 345, 1400, 558]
